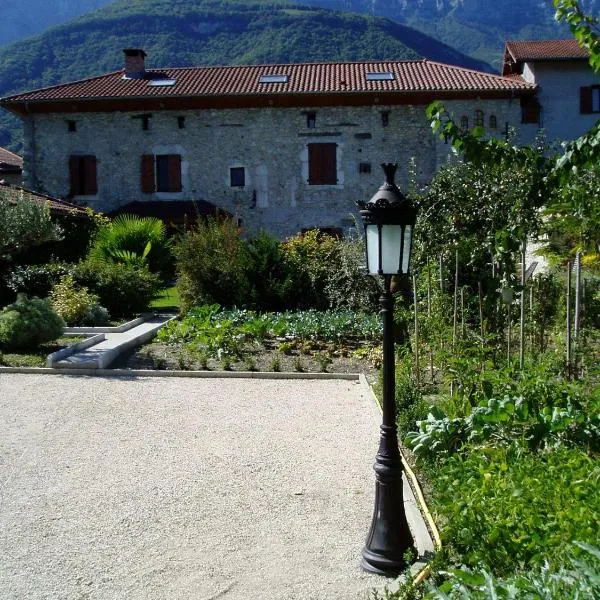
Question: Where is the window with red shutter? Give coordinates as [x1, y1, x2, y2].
[154, 154, 182, 192]
[83, 156, 97, 195]
[141, 154, 156, 193]
[308, 143, 337, 185]
[584, 86, 600, 114]
[69, 155, 97, 196]
[580, 87, 593, 114]
[521, 98, 540, 124]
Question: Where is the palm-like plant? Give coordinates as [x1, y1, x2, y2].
[89, 214, 171, 276]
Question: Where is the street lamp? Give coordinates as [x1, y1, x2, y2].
[357, 163, 417, 576]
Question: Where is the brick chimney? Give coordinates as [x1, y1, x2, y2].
[123, 48, 146, 79]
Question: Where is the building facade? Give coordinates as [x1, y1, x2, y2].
[1, 50, 535, 237]
[502, 39, 600, 146]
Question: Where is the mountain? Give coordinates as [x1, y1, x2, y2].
[0, 0, 111, 48]
[301, 0, 600, 68]
[0, 0, 490, 151]
[2, 1, 597, 66]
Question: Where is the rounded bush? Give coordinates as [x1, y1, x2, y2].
[73, 258, 161, 318]
[0, 294, 65, 349]
[50, 275, 109, 326]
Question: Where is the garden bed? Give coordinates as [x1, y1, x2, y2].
[113, 338, 379, 377]
[0, 336, 87, 368]
[112, 306, 382, 378]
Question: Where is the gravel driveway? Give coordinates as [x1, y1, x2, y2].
[0, 374, 387, 599]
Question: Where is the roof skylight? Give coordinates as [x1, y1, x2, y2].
[366, 72, 394, 81]
[259, 74, 288, 84]
[148, 79, 177, 87]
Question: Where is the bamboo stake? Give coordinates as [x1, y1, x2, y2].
[439, 254, 444, 293]
[574, 251, 581, 343]
[519, 239, 526, 371]
[529, 284, 535, 355]
[427, 255, 434, 383]
[574, 252, 582, 379]
[507, 302, 512, 367]
[478, 281, 485, 349]
[460, 287, 465, 339]
[413, 274, 420, 388]
[566, 260, 572, 375]
[452, 249, 459, 349]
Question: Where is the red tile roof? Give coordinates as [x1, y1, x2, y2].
[505, 39, 589, 62]
[0, 184, 91, 218]
[0, 146, 23, 172]
[0, 59, 534, 107]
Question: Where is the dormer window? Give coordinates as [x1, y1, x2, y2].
[259, 74, 288, 84]
[366, 72, 394, 81]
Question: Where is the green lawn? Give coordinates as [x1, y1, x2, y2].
[150, 286, 180, 311]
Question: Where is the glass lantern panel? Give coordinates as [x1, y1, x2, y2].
[380, 224, 403, 274]
[366, 224, 380, 274]
[401, 225, 412, 273]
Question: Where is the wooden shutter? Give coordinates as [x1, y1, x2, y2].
[141, 154, 155, 193]
[308, 143, 337, 185]
[69, 156, 81, 196]
[167, 154, 182, 192]
[83, 155, 97, 195]
[580, 86, 592, 114]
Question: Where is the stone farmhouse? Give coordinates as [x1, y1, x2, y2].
[0, 48, 539, 237]
[502, 39, 600, 145]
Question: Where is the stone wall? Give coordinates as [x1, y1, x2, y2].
[520, 61, 600, 146]
[24, 98, 522, 238]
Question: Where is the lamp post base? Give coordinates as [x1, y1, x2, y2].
[361, 446, 413, 576]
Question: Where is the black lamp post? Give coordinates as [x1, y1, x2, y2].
[357, 163, 417, 576]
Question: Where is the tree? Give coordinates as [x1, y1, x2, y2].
[0, 188, 62, 262]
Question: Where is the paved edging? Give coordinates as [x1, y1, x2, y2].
[46, 334, 105, 367]
[63, 314, 153, 335]
[0, 366, 360, 380]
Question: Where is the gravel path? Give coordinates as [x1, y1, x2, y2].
[0, 374, 386, 599]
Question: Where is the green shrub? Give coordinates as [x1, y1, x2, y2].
[89, 214, 172, 278]
[426, 543, 600, 599]
[281, 229, 340, 309]
[4, 261, 71, 299]
[174, 216, 250, 310]
[246, 231, 290, 311]
[424, 445, 599, 575]
[324, 235, 380, 312]
[73, 258, 161, 318]
[50, 275, 109, 326]
[0, 294, 65, 349]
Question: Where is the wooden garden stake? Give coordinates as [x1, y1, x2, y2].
[507, 302, 512, 367]
[427, 256, 434, 383]
[460, 287, 465, 339]
[452, 249, 458, 349]
[519, 239, 526, 371]
[574, 251, 581, 343]
[439, 254, 444, 293]
[566, 260, 572, 375]
[413, 274, 420, 388]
